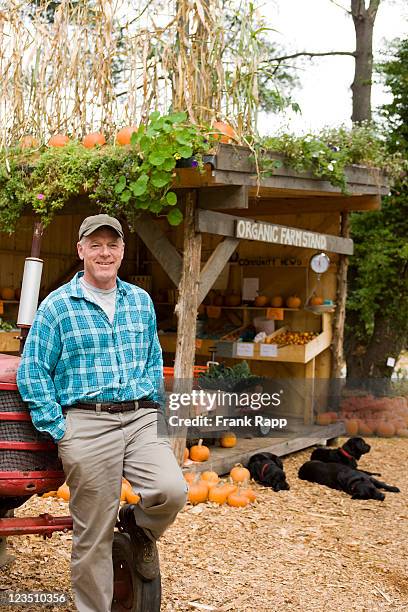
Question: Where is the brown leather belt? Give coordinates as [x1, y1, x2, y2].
[73, 400, 159, 413]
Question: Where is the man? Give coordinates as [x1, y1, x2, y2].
[17, 214, 187, 612]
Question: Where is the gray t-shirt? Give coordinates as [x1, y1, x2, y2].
[80, 277, 117, 323]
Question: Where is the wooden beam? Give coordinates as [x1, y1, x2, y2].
[172, 192, 202, 465]
[134, 214, 182, 286]
[196, 209, 354, 255]
[238, 194, 382, 215]
[198, 186, 248, 209]
[331, 212, 350, 379]
[198, 237, 239, 304]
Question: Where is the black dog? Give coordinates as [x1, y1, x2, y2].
[310, 437, 379, 475]
[298, 460, 400, 501]
[247, 452, 290, 491]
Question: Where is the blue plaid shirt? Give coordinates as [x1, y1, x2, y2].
[17, 272, 163, 442]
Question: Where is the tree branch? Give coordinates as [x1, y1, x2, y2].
[328, 0, 351, 15]
[271, 50, 356, 63]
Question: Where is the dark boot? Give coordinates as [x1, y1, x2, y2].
[117, 504, 160, 581]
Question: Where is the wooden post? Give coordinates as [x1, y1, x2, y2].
[171, 191, 202, 465]
[331, 212, 350, 379]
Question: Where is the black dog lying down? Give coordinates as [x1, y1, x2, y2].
[310, 436, 379, 476]
[247, 452, 290, 491]
[298, 460, 400, 501]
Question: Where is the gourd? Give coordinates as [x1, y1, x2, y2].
[189, 440, 210, 462]
[48, 134, 69, 147]
[220, 432, 237, 448]
[230, 464, 250, 484]
[83, 132, 106, 148]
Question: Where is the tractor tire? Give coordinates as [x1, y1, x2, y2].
[112, 532, 161, 612]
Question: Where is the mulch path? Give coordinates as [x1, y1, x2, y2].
[0, 438, 407, 611]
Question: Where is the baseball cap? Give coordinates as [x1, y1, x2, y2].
[79, 214, 124, 240]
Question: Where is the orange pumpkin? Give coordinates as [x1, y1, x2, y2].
[286, 295, 301, 309]
[212, 121, 237, 144]
[208, 484, 229, 504]
[221, 483, 238, 497]
[20, 135, 39, 149]
[230, 464, 250, 484]
[254, 295, 269, 307]
[358, 420, 373, 436]
[227, 491, 250, 507]
[184, 471, 196, 485]
[189, 440, 210, 462]
[1, 287, 15, 300]
[220, 432, 237, 448]
[224, 293, 241, 307]
[83, 132, 106, 148]
[57, 482, 70, 501]
[188, 480, 209, 505]
[200, 471, 219, 486]
[376, 421, 395, 438]
[316, 413, 332, 426]
[42, 490, 57, 498]
[48, 134, 69, 147]
[270, 296, 283, 308]
[240, 488, 257, 502]
[310, 295, 324, 306]
[116, 126, 137, 146]
[121, 479, 140, 504]
[345, 419, 359, 436]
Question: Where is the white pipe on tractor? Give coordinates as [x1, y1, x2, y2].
[17, 257, 43, 327]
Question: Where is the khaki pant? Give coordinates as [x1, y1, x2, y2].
[57, 407, 187, 612]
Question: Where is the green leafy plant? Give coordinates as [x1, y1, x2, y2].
[198, 361, 263, 391]
[253, 123, 405, 193]
[0, 111, 212, 233]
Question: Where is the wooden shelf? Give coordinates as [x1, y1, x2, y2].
[0, 300, 19, 304]
[0, 331, 19, 353]
[155, 302, 300, 311]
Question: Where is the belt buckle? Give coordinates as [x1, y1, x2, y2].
[107, 404, 122, 414]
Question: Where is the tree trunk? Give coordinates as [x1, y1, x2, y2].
[171, 192, 202, 465]
[350, 0, 380, 122]
[331, 212, 349, 378]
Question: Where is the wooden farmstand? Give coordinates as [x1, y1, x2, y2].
[0, 144, 388, 470]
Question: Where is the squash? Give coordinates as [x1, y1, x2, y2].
[254, 295, 269, 307]
[310, 295, 324, 306]
[48, 134, 69, 147]
[200, 471, 219, 486]
[316, 412, 332, 426]
[83, 132, 106, 148]
[358, 420, 373, 436]
[187, 480, 209, 505]
[220, 432, 237, 448]
[345, 419, 359, 436]
[184, 471, 196, 485]
[376, 421, 395, 438]
[230, 464, 250, 484]
[270, 296, 283, 308]
[189, 439, 210, 462]
[116, 126, 137, 145]
[240, 488, 257, 502]
[212, 121, 237, 144]
[224, 293, 241, 307]
[208, 484, 229, 505]
[286, 295, 301, 309]
[57, 482, 70, 501]
[1, 287, 15, 300]
[227, 491, 250, 507]
[20, 135, 39, 149]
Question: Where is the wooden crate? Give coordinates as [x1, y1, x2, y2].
[0, 331, 19, 353]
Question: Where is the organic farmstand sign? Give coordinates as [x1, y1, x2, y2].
[195, 211, 353, 256]
[235, 219, 353, 255]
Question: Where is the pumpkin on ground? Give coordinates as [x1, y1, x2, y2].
[57, 482, 70, 501]
[183, 472, 196, 485]
[239, 488, 257, 502]
[188, 480, 209, 505]
[230, 464, 250, 484]
[20, 135, 39, 149]
[227, 491, 250, 507]
[208, 485, 229, 505]
[345, 419, 359, 436]
[316, 413, 332, 426]
[376, 421, 395, 438]
[200, 471, 219, 486]
[220, 432, 237, 448]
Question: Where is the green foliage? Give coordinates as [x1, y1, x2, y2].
[346, 37, 408, 364]
[255, 123, 405, 193]
[0, 112, 211, 232]
[198, 361, 263, 391]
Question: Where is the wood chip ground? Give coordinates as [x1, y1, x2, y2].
[0, 438, 407, 611]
